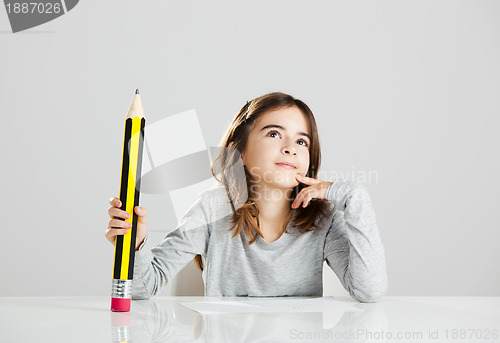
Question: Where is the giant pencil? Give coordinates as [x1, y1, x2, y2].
[111, 89, 145, 312]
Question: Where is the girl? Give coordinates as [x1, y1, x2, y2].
[106, 92, 388, 302]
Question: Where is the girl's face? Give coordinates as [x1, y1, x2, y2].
[241, 106, 311, 191]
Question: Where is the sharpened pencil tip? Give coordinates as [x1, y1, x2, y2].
[135, 89, 139, 94]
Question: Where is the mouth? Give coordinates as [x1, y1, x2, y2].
[275, 162, 296, 169]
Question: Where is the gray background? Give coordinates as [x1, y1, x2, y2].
[1, 0, 499, 297]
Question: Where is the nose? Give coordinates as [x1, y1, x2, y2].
[281, 145, 296, 156]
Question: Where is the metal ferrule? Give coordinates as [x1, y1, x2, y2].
[111, 279, 132, 299]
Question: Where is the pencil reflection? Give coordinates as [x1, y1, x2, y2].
[109, 298, 389, 343]
[110, 312, 130, 342]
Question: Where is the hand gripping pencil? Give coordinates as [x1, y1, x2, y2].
[111, 89, 146, 312]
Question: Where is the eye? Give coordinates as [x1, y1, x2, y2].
[267, 130, 281, 138]
[297, 139, 309, 147]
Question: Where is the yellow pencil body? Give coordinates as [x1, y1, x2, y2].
[111, 90, 145, 312]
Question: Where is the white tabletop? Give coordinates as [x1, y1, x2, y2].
[0, 296, 499, 342]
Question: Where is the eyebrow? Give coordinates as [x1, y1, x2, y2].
[260, 124, 311, 141]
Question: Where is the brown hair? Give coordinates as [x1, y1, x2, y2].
[194, 92, 331, 270]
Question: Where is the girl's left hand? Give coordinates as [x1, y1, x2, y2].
[291, 174, 334, 209]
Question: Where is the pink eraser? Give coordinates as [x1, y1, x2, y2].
[111, 297, 131, 312]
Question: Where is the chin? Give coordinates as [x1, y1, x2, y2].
[272, 179, 299, 190]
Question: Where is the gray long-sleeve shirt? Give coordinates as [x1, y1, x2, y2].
[131, 179, 388, 302]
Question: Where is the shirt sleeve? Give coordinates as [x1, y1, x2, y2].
[131, 194, 210, 300]
[323, 179, 388, 303]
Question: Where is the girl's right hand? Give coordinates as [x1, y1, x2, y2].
[106, 197, 148, 251]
